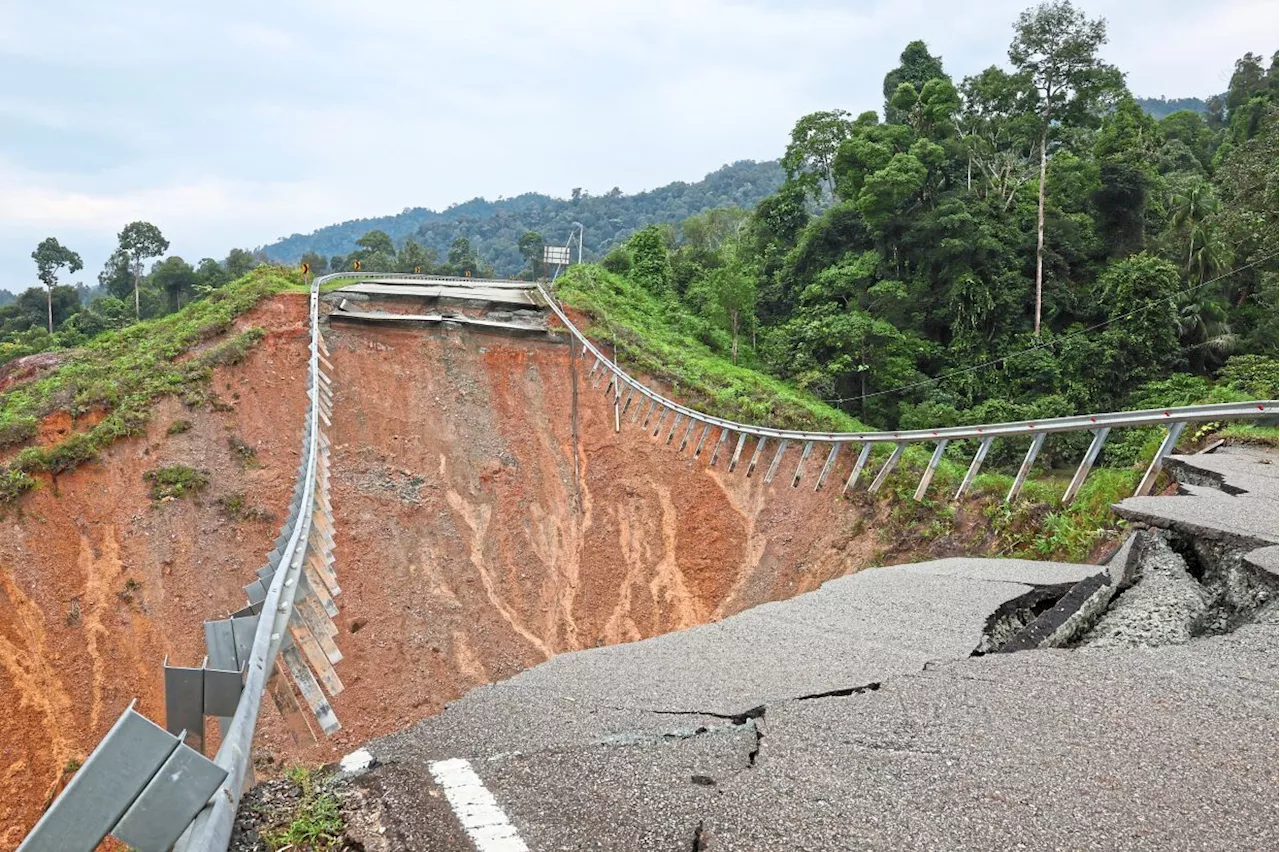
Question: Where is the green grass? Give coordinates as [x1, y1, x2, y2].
[0, 267, 297, 506]
[144, 465, 210, 500]
[1211, 423, 1279, 446]
[263, 766, 345, 852]
[555, 265, 865, 432]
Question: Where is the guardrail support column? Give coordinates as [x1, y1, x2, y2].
[727, 433, 747, 472]
[1135, 422, 1186, 497]
[868, 442, 906, 494]
[1062, 427, 1110, 505]
[679, 418, 697, 452]
[693, 423, 712, 457]
[791, 441, 813, 488]
[709, 428, 730, 466]
[913, 440, 949, 502]
[814, 444, 839, 491]
[1006, 432, 1046, 503]
[954, 436, 993, 500]
[763, 440, 789, 484]
[640, 399, 657, 428]
[746, 437, 768, 477]
[666, 413, 684, 445]
[842, 443, 872, 495]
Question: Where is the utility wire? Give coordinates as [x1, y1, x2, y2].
[821, 251, 1279, 405]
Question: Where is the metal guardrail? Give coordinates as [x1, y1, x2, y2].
[531, 281, 1278, 504]
[174, 274, 333, 848]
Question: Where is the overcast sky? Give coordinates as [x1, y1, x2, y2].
[1, 0, 1275, 291]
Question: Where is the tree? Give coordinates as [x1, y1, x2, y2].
[356, 229, 395, 256]
[688, 249, 756, 363]
[517, 231, 546, 280]
[627, 226, 673, 295]
[225, 248, 257, 278]
[299, 251, 328, 276]
[99, 249, 134, 303]
[446, 237, 480, 276]
[1009, 0, 1122, 334]
[31, 237, 83, 332]
[117, 222, 169, 319]
[782, 110, 852, 202]
[150, 256, 198, 312]
[882, 41, 947, 124]
[396, 239, 438, 274]
[194, 258, 230, 294]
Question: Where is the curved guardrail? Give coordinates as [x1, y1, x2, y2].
[531, 280, 1278, 504]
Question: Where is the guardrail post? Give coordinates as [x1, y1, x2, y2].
[791, 441, 814, 488]
[666, 413, 684, 444]
[710, 428, 730, 466]
[842, 443, 872, 495]
[913, 439, 949, 502]
[746, 437, 768, 477]
[815, 443, 839, 491]
[679, 419, 697, 452]
[763, 440, 789, 484]
[1062, 427, 1110, 505]
[954, 436, 993, 500]
[651, 407, 667, 437]
[640, 399, 657, 428]
[693, 423, 712, 457]
[868, 442, 906, 493]
[1135, 421, 1186, 496]
[727, 433, 748, 472]
[1006, 432, 1047, 503]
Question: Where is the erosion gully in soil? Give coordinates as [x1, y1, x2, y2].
[0, 293, 1006, 847]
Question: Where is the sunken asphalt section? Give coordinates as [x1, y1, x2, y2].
[332, 540, 1278, 851]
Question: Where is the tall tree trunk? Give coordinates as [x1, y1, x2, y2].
[133, 264, 141, 320]
[1034, 131, 1048, 336]
[731, 311, 739, 364]
[47, 287, 53, 334]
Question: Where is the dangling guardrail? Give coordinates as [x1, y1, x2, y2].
[533, 281, 1278, 504]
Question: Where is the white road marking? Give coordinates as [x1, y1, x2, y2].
[429, 758, 530, 852]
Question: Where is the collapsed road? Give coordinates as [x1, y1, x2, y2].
[232, 444, 1277, 851]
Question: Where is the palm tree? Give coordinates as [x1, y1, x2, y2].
[1169, 182, 1222, 280]
[1175, 291, 1237, 371]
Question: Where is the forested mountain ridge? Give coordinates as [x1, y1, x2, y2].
[1136, 96, 1210, 119]
[260, 160, 785, 276]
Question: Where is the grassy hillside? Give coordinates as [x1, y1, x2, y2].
[557, 265, 864, 432]
[0, 267, 299, 505]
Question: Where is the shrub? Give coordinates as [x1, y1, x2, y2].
[144, 465, 210, 500]
[1216, 354, 1279, 399]
[167, 419, 193, 435]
